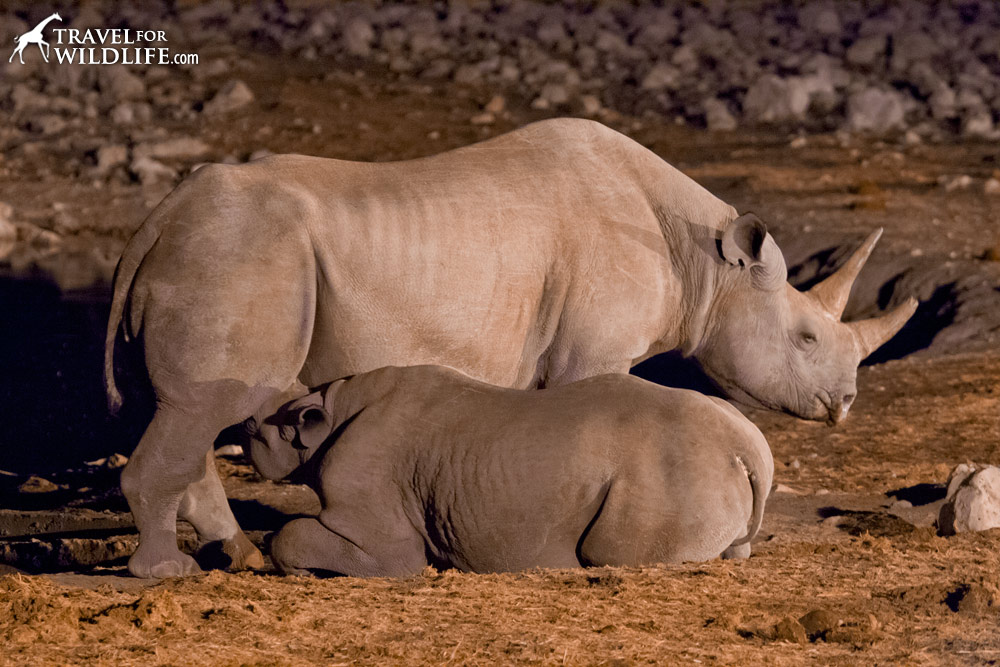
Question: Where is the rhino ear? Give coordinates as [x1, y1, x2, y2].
[721, 213, 787, 291]
[721, 213, 767, 268]
[282, 392, 333, 451]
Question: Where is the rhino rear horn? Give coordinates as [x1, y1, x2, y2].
[849, 297, 918, 359]
[809, 228, 883, 318]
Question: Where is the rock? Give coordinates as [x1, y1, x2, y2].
[845, 88, 905, 133]
[18, 475, 59, 493]
[962, 112, 996, 139]
[536, 82, 570, 108]
[99, 65, 146, 104]
[470, 112, 494, 125]
[203, 79, 255, 115]
[484, 95, 506, 114]
[248, 148, 274, 161]
[0, 202, 16, 241]
[703, 98, 736, 130]
[743, 75, 810, 124]
[798, 4, 841, 36]
[939, 464, 1000, 535]
[342, 17, 375, 57]
[134, 137, 211, 161]
[798, 609, 842, 640]
[580, 94, 602, 115]
[640, 62, 679, 91]
[773, 616, 808, 644]
[130, 156, 177, 185]
[845, 35, 887, 68]
[110, 103, 136, 126]
[96, 144, 128, 173]
[215, 444, 244, 457]
[105, 453, 129, 469]
[28, 115, 66, 135]
[984, 178, 1000, 195]
[941, 174, 973, 192]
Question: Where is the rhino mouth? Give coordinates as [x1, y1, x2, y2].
[817, 391, 849, 427]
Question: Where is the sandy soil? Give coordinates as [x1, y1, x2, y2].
[2, 44, 1000, 665]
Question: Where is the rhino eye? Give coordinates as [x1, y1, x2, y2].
[798, 330, 818, 346]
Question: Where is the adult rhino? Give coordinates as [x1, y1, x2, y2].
[105, 118, 916, 578]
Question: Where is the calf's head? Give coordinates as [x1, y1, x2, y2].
[696, 214, 916, 425]
[246, 383, 341, 480]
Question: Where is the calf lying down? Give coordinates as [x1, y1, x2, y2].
[246, 366, 774, 576]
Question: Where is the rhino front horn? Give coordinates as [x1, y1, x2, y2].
[809, 228, 883, 318]
[849, 297, 919, 360]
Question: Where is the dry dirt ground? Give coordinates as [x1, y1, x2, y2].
[2, 47, 1000, 665]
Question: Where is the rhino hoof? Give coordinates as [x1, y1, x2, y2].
[221, 531, 265, 571]
[129, 543, 203, 579]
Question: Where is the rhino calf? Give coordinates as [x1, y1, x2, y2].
[247, 365, 774, 576]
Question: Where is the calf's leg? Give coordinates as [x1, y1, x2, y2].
[272, 518, 425, 577]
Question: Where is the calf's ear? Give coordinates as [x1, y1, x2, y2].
[282, 392, 333, 451]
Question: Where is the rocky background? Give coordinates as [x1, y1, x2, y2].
[3, 0, 1000, 142]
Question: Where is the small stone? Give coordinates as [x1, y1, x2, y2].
[889, 499, 913, 511]
[484, 95, 506, 114]
[0, 202, 15, 241]
[96, 144, 128, 173]
[984, 179, 1000, 195]
[203, 79, 255, 115]
[470, 112, 495, 125]
[130, 156, 177, 185]
[789, 136, 808, 149]
[939, 464, 1000, 535]
[19, 475, 59, 493]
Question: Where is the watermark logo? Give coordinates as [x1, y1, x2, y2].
[8, 13, 199, 66]
[9, 12, 61, 64]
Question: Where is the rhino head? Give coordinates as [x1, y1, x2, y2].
[245, 383, 341, 481]
[695, 214, 917, 425]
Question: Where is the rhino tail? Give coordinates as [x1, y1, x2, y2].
[103, 213, 166, 415]
[727, 443, 771, 548]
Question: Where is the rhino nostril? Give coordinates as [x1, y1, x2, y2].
[843, 393, 856, 408]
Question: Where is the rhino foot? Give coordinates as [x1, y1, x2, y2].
[129, 541, 203, 579]
[221, 531, 265, 571]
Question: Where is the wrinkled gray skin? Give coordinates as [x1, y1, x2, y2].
[247, 366, 774, 575]
[104, 118, 916, 578]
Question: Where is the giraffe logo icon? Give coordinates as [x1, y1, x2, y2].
[9, 12, 62, 64]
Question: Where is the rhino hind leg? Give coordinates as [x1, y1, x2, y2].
[271, 517, 425, 578]
[122, 380, 279, 579]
